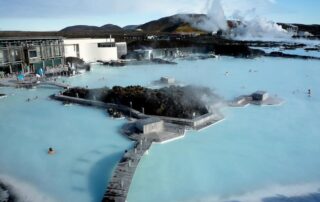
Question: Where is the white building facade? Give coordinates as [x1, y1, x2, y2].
[64, 38, 124, 63]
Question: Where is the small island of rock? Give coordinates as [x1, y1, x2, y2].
[62, 85, 219, 119]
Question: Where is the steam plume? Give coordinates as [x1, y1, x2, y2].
[177, 0, 227, 34]
[179, 0, 294, 40]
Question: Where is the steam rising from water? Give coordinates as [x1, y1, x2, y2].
[0, 175, 57, 202]
[197, 0, 228, 33]
[181, 0, 294, 40]
[178, 0, 227, 34]
[185, 183, 320, 202]
[229, 11, 294, 40]
[231, 19, 292, 40]
[0, 187, 9, 202]
[197, 88, 227, 114]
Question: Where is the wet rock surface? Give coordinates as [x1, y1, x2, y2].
[267, 51, 320, 60]
[62, 85, 219, 119]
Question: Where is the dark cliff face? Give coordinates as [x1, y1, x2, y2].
[62, 85, 216, 119]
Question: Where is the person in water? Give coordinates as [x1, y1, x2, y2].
[48, 147, 55, 155]
[308, 89, 311, 97]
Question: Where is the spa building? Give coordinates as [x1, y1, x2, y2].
[0, 37, 65, 74]
[0, 36, 127, 74]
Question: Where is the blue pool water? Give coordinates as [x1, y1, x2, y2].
[0, 88, 133, 202]
[1, 56, 320, 202]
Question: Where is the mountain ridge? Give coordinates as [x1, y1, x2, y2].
[58, 14, 320, 37]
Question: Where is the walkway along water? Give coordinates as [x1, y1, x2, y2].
[0, 77, 70, 89]
[103, 139, 153, 202]
[51, 93, 224, 202]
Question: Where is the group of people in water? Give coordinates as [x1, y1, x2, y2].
[291, 89, 312, 97]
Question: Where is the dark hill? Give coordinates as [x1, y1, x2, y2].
[1, 13, 320, 39]
[123, 25, 139, 30]
[60, 25, 101, 32]
[60, 24, 123, 32]
[58, 14, 207, 34]
[100, 24, 123, 31]
[137, 14, 206, 33]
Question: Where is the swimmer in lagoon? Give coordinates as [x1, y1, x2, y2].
[48, 147, 55, 155]
[308, 89, 311, 97]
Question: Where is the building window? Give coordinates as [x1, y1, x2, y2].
[98, 43, 115, 48]
[29, 50, 38, 58]
[11, 49, 22, 61]
[1, 50, 9, 63]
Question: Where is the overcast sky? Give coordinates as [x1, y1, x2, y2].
[0, 0, 319, 31]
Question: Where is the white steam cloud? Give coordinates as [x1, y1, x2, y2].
[199, 0, 228, 33]
[180, 0, 294, 40]
[0, 175, 57, 202]
[229, 8, 294, 40]
[178, 0, 227, 34]
[185, 182, 320, 202]
[230, 18, 293, 40]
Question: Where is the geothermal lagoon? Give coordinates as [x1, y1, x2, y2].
[1, 56, 320, 202]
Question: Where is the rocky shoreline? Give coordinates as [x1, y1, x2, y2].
[62, 85, 220, 119]
[266, 51, 320, 60]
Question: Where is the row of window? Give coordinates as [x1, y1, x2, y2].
[29, 45, 63, 59]
[97, 42, 115, 48]
[0, 49, 22, 63]
[0, 45, 63, 64]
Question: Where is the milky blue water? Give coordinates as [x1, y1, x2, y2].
[0, 88, 133, 202]
[1, 56, 320, 202]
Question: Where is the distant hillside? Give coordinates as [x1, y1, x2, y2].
[1, 13, 319, 39]
[137, 14, 207, 33]
[59, 14, 207, 34]
[60, 24, 123, 32]
[123, 25, 139, 30]
[60, 25, 101, 32]
[100, 24, 123, 31]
